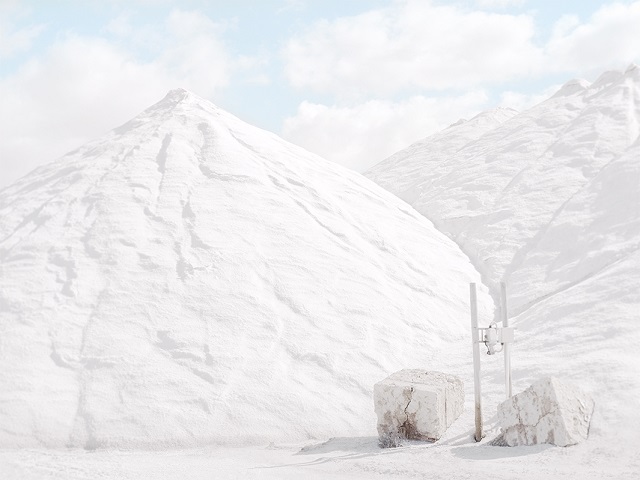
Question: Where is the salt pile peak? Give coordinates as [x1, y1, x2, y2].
[0, 89, 490, 448]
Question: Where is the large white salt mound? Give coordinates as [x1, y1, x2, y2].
[366, 65, 640, 461]
[0, 89, 492, 448]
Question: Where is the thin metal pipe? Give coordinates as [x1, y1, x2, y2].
[470, 283, 483, 441]
[501, 282, 512, 398]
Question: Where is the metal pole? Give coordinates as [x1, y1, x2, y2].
[501, 282, 512, 398]
[470, 283, 483, 442]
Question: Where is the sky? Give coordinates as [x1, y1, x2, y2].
[1, 0, 639, 189]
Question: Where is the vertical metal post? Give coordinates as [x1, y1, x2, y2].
[470, 283, 483, 442]
[501, 282, 512, 398]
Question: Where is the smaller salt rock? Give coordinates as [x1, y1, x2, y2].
[497, 377, 595, 447]
[374, 370, 464, 446]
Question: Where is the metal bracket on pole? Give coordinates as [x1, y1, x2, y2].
[473, 324, 514, 355]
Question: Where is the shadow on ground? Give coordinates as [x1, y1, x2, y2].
[452, 443, 553, 460]
[295, 436, 380, 455]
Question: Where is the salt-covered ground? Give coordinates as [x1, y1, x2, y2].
[1, 436, 636, 479]
[1, 66, 639, 479]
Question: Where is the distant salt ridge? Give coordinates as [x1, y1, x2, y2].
[0, 88, 491, 448]
[364, 106, 519, 206]
[551, 78, 590, 98]
[446, 107, 518, 131]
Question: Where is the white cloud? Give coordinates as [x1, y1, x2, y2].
[279, 0, 640, 174]
[159, 10, 232, 96]
[546, 2, 640, 72]
[282, 91, 489, 172]
[283, 0, 640, 99]
[283, 0, 542, 96]
[4, 0, 639, 190]
[498, 84, 560, 111]
[0, 37, 166, 188]
[103, 9, 232, 97]
[0, 2, 44, 59]
[550, 14, 580, 40]
[278, 0, 306, 14]
[0, 9, 236, 189]
[0, 22, 43, 58]
[475, 0, 525, 9]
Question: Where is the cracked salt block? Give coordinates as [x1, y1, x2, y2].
[374, 369, 464, 445]
[497, 377, 595, 447]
